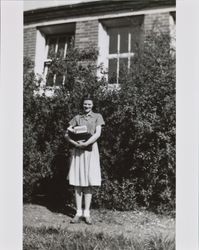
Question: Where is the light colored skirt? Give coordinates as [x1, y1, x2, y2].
[68, 142, 101, 186]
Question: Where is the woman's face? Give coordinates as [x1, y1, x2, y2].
[83, 100, 93, 114]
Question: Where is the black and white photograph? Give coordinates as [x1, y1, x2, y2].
[23, 1, 176, 249]
[0, 0, 199, 250]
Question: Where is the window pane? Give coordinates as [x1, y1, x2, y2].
[45, 34, 75, 87]
[120, 28, 129, 53]
[67, 36, 74, 49]
[130, 56, 134, 70]
[131, 28, 140, 52]
[119, 58, 128, 82]
[57, 37, 66, 58]
[46, 73, 54, 87]
[108, 58, 117, 83]
[47, 38, 57, 58]
[55, 74, 64, 86]
[109, 30, 118, 54]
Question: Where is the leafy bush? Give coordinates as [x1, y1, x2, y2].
[23, 32, 175, 213]
[92, 179, 137, 211]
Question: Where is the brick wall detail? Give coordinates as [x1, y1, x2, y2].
[75, 20, 98, 49]
[24, 27, 37, 63]
[144, 13, 170, 34]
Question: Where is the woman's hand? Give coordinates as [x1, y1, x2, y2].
[65, 133, 80, 148]
[76, 141, 88, 148]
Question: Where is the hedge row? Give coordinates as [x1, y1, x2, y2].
[23, 32, 175, 214]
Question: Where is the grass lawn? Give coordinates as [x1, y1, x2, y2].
[23, 204, 175, 250]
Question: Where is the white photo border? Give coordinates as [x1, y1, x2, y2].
[0, 0, 199, 249]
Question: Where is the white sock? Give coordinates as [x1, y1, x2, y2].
[76, 209, 83, 216]
[84, 209, 90, 217]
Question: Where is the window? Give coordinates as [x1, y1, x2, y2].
[108, 27, 135, 84]
[35, 23, 75, 87]
[44, 34, 74, 86]
[98, 16, 144, 85]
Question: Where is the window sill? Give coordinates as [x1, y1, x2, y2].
[34, 82, 120, 97]
[107, 83, 121, 90]
[34, 85, 60, 97]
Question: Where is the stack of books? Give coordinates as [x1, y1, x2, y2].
[67, 126, 92, 151]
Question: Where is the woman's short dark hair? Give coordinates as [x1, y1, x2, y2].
[82, 94, 94, 103]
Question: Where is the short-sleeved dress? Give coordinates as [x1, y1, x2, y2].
[68, 112, 105, 187]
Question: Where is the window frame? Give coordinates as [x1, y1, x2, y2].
[98, 16, 144, 86]
[107, 27, 135, 84]
[34, 22, 75, 88]
[44, 33, 74, 86]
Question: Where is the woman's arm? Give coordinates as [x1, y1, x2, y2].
[78, 125, 102, 147]
[64, 126, 80, 147]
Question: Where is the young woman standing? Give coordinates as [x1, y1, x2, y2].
[65, 95, 105, 225]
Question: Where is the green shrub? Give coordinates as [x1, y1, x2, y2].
[92, 179, 137, 211]
[23, 32, 175, 213]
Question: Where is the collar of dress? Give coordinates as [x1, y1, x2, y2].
[80, 111, 94, 118]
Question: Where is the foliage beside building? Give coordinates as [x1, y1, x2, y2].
[23, 31, 175, 214]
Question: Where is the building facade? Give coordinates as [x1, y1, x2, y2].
[24, 0, 176, 87]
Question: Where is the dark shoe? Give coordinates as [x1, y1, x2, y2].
[70, 215, 81, 224]
[84, 216, 92, 225]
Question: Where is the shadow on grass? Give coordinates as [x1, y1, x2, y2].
[31, 153, 75, 218]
